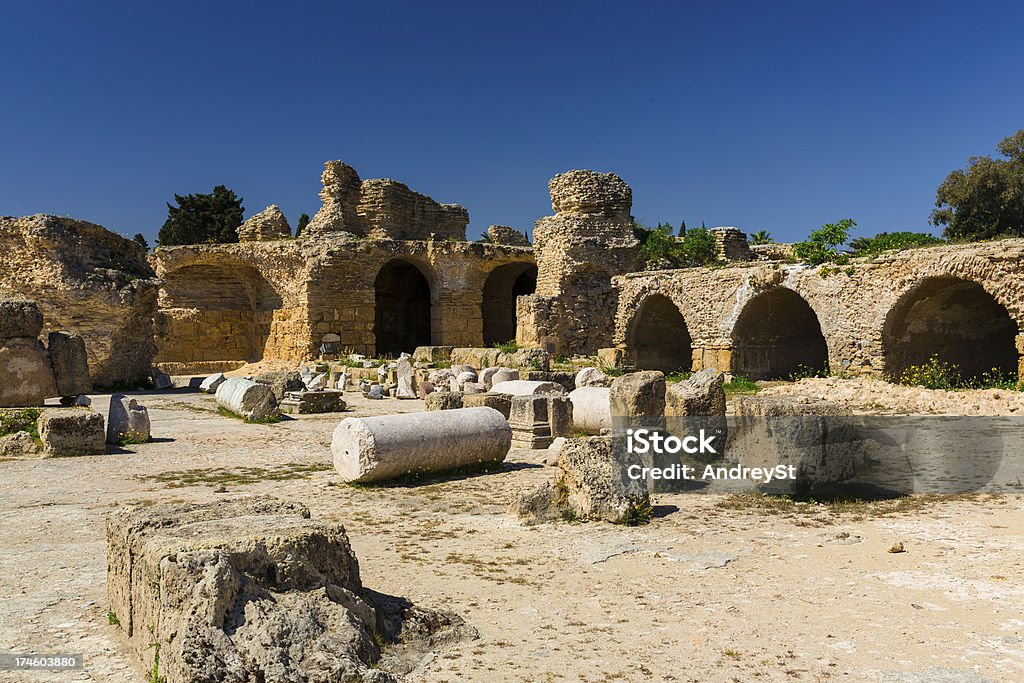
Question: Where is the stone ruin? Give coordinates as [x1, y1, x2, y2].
[237, 204, 291, 242]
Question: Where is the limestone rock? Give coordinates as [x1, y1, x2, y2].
[47, 331, 91, 397]
[254, 370, 305, 401]
[523, 370, 575, 392]
[280, 390, 346, 414]
[0, 337, 57, 406]
[106, 497, 477, 683]
[575, 366, 611, 388]
[427, 368, 454, 387]
[106, 394, 151, 444]
[509, 395, 573, 449]
[396, 358, 415, 398]
[0, 298, 43, 338]
[558, 436, 650, 524]
[609, 371, 666, 421]
[569, 386, 612, 435]
[199, 372, 226, 393]
[38, 409, 105, 456]
[665, 368, 726, 417]
[237, 204, 292, 242]
[487, 225, 530, 246]
[424, 391, 463, 411]
[215, 377, 279, 422]
[412, 346, 454, 364]
[490, 368, 520, 386]
[461, 392, 512, 419]
[0, 431, 40, 459]
[548, 170, 632, 219]
[150, 368, 173, 390]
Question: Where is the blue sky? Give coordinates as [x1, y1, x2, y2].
[2, 1, 1022, 244]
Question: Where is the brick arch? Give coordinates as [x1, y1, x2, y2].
[481, 261, 538, 346]
[373, 257, 435, 356]
[624, 292, 693, 372]
[729, 285, 829, 380]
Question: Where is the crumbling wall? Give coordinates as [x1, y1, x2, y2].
[237, 204, 291, 242]
[520, 170, 639, 355]
[612, 240, 1024, 378]
[0, 215, 160, 386]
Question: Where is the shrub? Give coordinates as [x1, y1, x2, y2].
[849, 231, 944, 256]
[493, 339, 519, 354]
[897, 356, 961, 390]
[793, 219, 855, 266]
[636, 222, 717, 268]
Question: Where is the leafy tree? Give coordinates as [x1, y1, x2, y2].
[678, 219, 687, 237]
[295, 213, 311, 236]
[931, 130, 1024, 240]
[749, 230, 774, 245]
[793, 218, 855, 265]
[132, 233, 149, 250]
[637, 223, 717, 268]
[849, 231, 943, 256]
[157, 185, 244, 246]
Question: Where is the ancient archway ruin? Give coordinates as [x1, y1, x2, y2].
[158, 263, 281, 364]
[882, 276, 1019, 382]
[374, 259, 432, 357]
[731, 288, 828, 380]
[482, 263, 538, 345]
[627, 294, 693, 372]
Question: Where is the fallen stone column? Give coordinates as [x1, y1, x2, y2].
[569, 386, 611, 434]
[215, 377, 278, 421]
[333, 407, 511, 483]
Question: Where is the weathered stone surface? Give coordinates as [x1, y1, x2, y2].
[463, 381, 486, 394]
[106, 394, 151, 444]
[490, 380, 566, 396]
[150, 368, 173, 390]
[199, 372, 226, 393]
[478, 366, 501, 389]
[455, 370, 478, 390]
[609, 371, 665, 420]
[558, 436, 650, 523]
[461, 391, 512, 419]
[38, 409, 105, 456]
[487, 225, 530, 246]
[508, 395, 573, 449]
[489, 367, 519, 386]
[106, 497, 477, 683]
[504, 348, 550, 371]
[332, 407, 511, 483]
[523, 370, 575, 393]
[569, 386, 612, 435]
[508, 481, 562, 524]
[280, 390, 346, 414]
[548, 170, 632, 219]
[0, 431, 40, 459]
[0, 337, 57, 406]
[215, 377, 278, 421]
[254, 370, 305, 401]
[665, 368, 726, 417]
[0, 298, 43, 338]
[237, 204, 291, 242]
[47, 331, 91, 397]
[423, 390, 463, 411]
[575, 366, 611, 388]
[0, 216, 159, 387]
[413, 346, 454, 364]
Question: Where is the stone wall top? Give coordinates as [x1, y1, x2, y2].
[548, 170, 632, 219]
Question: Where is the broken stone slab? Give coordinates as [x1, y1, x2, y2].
[450, 348, 502, 369]
[478, 366, 501, 389]
[609, 371, 665, 426]
[215, 377, 279, 422]
[461, 392, 512, 419]
[490, 368, 520, 386]
[332, 407, 511, 483]
[306, 373, 327, 391]
[0, 337, 57, 407]
[416, 380, 435, 399]
[0, 298, 44, 338]
[424, 391, 463, 411]
[490, 380, 567, 396]
[523, 370, 575, 393]
[47, 331, 91, 397]
[396, 358, 416, 398]
[412, 345, 454, 364]
[106, 497, 477, 683]
[665, 368, 726, 417]
[254, 370, 305, 401]
[575, 366, 612, 388]
[463, 381, 486, 394]
[0, 431, 40, 459]
[427, 368, 454, 386]
[509, 395, 573, 449]
[569, 386, 612, 435]
[150, 368, 173, 390]
[198, 372, 226, 394]
[280, 390, 346, 414]
[106, 394, 151, 444]
[558, 436, 650, 523]
[502, 347, 550, 371]
[38, 408, 106, 456]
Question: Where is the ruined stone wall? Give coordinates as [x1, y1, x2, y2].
[304, 161, 468, 241]
[519, 170, 639, 356]
[612, 240, 1024, 379]
[0, 215, 160, 386]
[237, 205, 291, 242]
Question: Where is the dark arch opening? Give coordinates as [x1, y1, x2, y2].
[374, 259, 432, 356]
[482, 263, 538, 345]
[628, 294, 693, 372]
[882, 276, 1018, 382]
[732, 288, 828, 380]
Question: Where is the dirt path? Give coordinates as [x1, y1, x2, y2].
[1, 390, 1022, 682]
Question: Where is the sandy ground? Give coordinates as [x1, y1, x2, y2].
[1, 388, 1023, 682]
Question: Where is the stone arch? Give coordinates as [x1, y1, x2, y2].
[158, 262, 282, 363]
[374, 258, 433, 356]
[731, 287, 828, 380]
[882, 276, 1019, 382]
[481, 262, 538, 345]
[626, 293, 693, 372]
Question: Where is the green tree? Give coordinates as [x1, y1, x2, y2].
[637, 223, 717, 268]
[793, 219, 855, 265]
[931, 130, 1024, 241]
[678, 219, 687, 237]
[749, 230, 773, 245]
[132, 233, 149, 250]
[157, 185, 244, 246]
[295, 213, 311, 236]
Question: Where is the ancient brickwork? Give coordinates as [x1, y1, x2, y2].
[711, 227, 757, 261]
[304, 161, 468, 241]
[237, 204, 291, 241]
[518, 170, 639, 355]
[0, 215, 160, 386]
[487, 225, 530, 246]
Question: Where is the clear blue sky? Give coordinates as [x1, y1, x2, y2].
[2, 1, 1022, 244]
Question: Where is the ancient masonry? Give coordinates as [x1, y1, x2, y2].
[3, 163, 1024, 383]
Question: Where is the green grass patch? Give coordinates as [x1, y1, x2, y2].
[723, 375, 759, 395]
[0, 407, 41, 440]
[493, 339, 519, 354]
[140, 463, 332, 488]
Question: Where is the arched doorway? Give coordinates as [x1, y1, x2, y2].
[882, 276, 1018, 382]
[628, 294, 693, 372]
[731, 288, 828, 380]
[482, 263, 537, 345]
[374, 259, 432, 357]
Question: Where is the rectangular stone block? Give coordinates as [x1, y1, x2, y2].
[279, 390, 347, 414]
[461, 392, 512, 419]
[412, 346, 454, 364]
[47, 331, 92, 396]
[38, 409, 105, 456]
